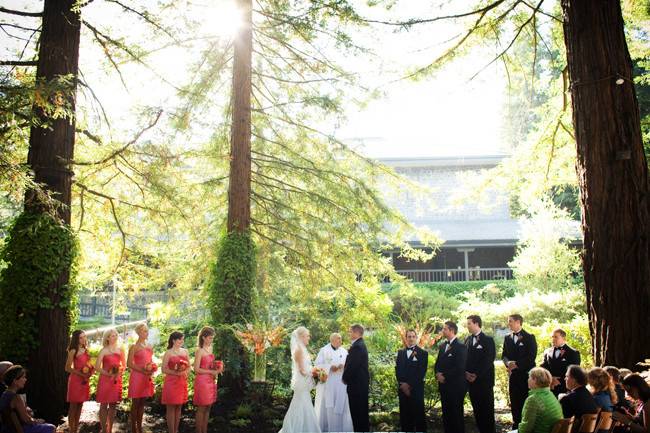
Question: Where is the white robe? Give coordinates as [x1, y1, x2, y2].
[314, 344, 354, 432]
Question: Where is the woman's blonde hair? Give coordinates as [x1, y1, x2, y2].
[134, 323, 148, 335]
[102, 328, 118, 347]
[588, 367, 618, 404]
[529, 367, 553, 388]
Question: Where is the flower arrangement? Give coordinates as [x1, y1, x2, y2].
[110, 365, 120, 384]
[395, 322, 444, 349]
[234, 323, 285, 382]
[234, 324, 286, 355]
[312, 367, 328, 384]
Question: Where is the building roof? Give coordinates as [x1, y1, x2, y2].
[377, 155, 582, 245]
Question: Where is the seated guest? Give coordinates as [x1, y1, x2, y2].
[604, 366, 631, 410]
[508, 367, 563, 433]
[0, 362, 13, 395]
[0, 365, 56, 433]
[588, 367, 617, 412]
[560, 365, 599, 432]
[612, 374, 650, 433]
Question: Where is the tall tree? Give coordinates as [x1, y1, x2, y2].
[368, 0, 650, 367]
[0, 0, 81, 421]
[561, 0, 650, 367]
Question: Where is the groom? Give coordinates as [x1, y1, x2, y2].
[342, 324, 370, 432]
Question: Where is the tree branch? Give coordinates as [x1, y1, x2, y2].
[0, 7, 42, 17]
[0, 60, 37, 66]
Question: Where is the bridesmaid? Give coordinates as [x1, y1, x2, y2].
[127, 323, 155, 433]
[65, 330, 91, 433]
[161, 331, 190, 433]
[193, 326, 224, 433]
[95, 328, 126, 433]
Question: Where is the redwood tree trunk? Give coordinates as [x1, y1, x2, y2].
[562, 0, 650, 367]
[227, 0, 253, 232]
[24, 0, 80, 421]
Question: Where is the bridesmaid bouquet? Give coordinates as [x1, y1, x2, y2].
[312, 367, 328, 384]
[211, 360, 224, 374]
[170, 358, 189, 372]
[81, 362, 94, 385]
[144, 362, 158, 374]
[110, 366, 120, 384]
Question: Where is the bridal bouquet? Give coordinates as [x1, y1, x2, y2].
[312, 367, 328, 384]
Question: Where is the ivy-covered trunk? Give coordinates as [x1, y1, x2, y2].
[561, 0, 650, 367]
[208, 0, 256, 397]
[0, 0, 80, 422]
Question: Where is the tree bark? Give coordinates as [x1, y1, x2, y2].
[227, 0, 253, 232]
[561, 0, 650, 367]
[23, 0, 80, 421]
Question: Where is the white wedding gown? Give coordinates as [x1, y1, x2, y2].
[278, 346, 321, 433]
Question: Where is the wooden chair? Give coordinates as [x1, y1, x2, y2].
[551, 417, 575, 433]
[578, 413, 600, 433]
[0, 407, 24, 433]
[595, 411, 613, 432]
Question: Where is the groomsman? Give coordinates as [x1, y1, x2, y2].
[502, 314, 537, 429]
[342, 324, 370, 432]
[540, 328, 580, 396]
[395, 329, 428, 432]
[435, 321, 468, 433]
[464, 315, 496, 433]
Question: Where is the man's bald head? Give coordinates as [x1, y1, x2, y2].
[330, 333, 342, 348]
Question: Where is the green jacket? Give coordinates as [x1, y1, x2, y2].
[518, 387, 564, 433]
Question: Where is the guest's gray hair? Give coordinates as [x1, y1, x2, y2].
[330, 333, 342, 342]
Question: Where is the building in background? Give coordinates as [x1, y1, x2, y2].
[380, 155, 581, 282]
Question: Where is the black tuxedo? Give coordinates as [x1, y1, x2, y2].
[435, 338, 468, 433]
[560, 386, 599, 433]
[396, 345, 428, 432]
[502, 329, 537, 428]
[541, 344, 580, 396]
[465, 332, 496, 433]
[343, 338, 370, 432]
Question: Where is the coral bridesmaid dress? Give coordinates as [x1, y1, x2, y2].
[67, 351, 91, 403]
[96, 352, 123, 403]
[161, 355, 189, 405]
[128, 347, 155, 399]
[193, 354, 217, 406]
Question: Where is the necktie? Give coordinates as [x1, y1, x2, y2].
[445, 342, 451, 352]
[473, 336, 478, 346]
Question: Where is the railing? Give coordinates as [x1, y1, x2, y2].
[396, 267, 514, 282]
[78, 296, 148, 321]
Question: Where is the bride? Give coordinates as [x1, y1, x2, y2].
[278, 326, 321, 433]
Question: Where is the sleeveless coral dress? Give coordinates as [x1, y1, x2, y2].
[96, 352, 123, 403]
[161, 355, 189, 405]
[193, 353, 217, 406]
[67, 351, 91, 403]
[128, 347, 155, 398]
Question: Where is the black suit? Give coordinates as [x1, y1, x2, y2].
[396, 346, 428, 432]
[465, 332, 496, 433]
[541, 344, 580, 396]
[502, 329, 537, 429]
[435, 338, 468, 433]
[560, 386, 599, 433]
[343, 338, 370, 432]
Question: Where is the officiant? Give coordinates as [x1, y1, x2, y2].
[314, 333, 354, 432]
